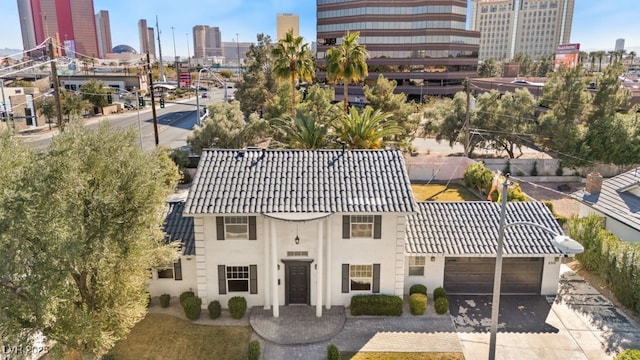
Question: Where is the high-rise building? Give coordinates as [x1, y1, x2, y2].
[193, 25, 222, 58]
[138, 19, 156, 58]
[615, 38, 625, 52]
[277, 13, 299, 40]
[316, 0, 479, 99]
[17, 0, 100, 58]
[469, 0, 575, 61]
[95, 10, 112, 58]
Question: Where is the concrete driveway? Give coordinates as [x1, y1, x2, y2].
[452, 265, 640, 359]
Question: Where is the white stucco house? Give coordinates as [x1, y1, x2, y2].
[572, 169, 640, 243]
[147, 149, 573, 317]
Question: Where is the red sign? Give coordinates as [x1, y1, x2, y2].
[179, 72, 191, 88]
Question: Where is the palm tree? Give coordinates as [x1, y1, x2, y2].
[595, 51, 606, 72]
[628, 51, 636, 68]
[333, 106, 403, 149]
[270, 109, 330, 149]
[326, 31, 369, 113]
[589, 51, 596, 72]
[271, 30, 315, 115]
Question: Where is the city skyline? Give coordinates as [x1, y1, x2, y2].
[2, 0, 639, 59]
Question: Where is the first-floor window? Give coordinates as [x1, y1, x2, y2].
[227, 266, 250, 292]
[350, 264, 372, 291]
[408, 256, 425, 276]
[157, 268, 174, 279]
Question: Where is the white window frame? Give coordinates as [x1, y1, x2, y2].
[225, 216, 249, 240]
[349, 264, 372, 291]
[350, 215, 374, 238]
[226, 265, 250, 292]
[408, 256, 426, 276]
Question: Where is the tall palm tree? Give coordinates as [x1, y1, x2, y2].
[589, 51, 596, 72]
[326, 31, 369, 113]
[271, 30, 315, 115]
[628, 51, 636, 68]
[270, 109, 330, 149]
[333, 106, 403, 149]
[595, 51, 606, 72]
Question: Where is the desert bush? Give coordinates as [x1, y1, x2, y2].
[159, 294, 171, 308]
[248, 340, 260, 360]
[350, 294, 403, 316]
[228, 296, 247, 319]
[208, 300, 221, 319]
[409, 284, 427, 296]
[327, 343, 340, 360]
[409, 293, 427, 315]
[434, 297, 449, 315]
[433, 287, 446, 301]
[180, 291, 195, 306]
[182, 296, 202, 320]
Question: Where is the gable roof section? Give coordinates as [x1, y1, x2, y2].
[406, 201, 564, 256]
[163, 201, 195, 255]
[573, 167, 640, 231]
[184, 149, 416, 215]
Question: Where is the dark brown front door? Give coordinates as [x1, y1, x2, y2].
[285, 262, 310, 305]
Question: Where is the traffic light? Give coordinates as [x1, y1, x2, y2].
[107, 94, 113, 104]
[160, 98, 165, 108]
[138, 97, 144, 107]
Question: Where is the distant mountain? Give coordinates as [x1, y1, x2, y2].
[0, 48, 23, 59]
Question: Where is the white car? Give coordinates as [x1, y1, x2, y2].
[226, 94, 235, 101]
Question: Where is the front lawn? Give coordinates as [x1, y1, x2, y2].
[411, 183, 480, 201]
[107, 313, 250, 360]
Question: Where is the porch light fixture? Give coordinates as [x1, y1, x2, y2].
[295, 235, 300, 245]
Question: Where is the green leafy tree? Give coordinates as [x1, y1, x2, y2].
[61, 90, 91, 124]
[271, 109, 331, 149]
[478, 58, 502, 78]
[333, 106, 403, 149]
[0, 124, 180, 358]
[581, 113, 635, 166]
[187, 100, 269, 154]
[594, 51, 607, 72]
[588, 64, 632, 125]
[235, 34, 277, 117]
[532, 54, 555, 77]
[80, 78, 109, 112]
[262, 81, 292, 121]
[511, 53, 534, 77]
[537, 65, 591, 164]
[425, 92, 477, 154]
[363, 74, 419, 150]
[295, 84, 340, 126]
[271, 30, 315, 115]
[326, 31, 369, 113]
[37, 96, 57, 129]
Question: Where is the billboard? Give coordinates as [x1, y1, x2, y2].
[179, 72, 191, 88]
[63, 40, 76, 59]
[555, 43, 580, 69]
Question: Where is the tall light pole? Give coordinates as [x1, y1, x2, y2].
[156, 15, 165, 82]
[186, 33, 191, 69]
[171, 26, 178, 86]
[195, 68, 210, 127]
[488, 175, 584, 359]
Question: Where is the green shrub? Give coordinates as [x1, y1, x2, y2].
[182, 296, 202, 321]
[463, 162, 494, 195]
[228, 296, 247, 319]
[615, 349, 640, 360]
[208, 300, 221, 319]
[180, 291, 195, 306]
[350, 294, 403, 316]
[409, 293, 427, 315]
[433, 287, 446, 301]
[327, 343, 340, 360]
[248, 340, 260, 360]
[530, 161, 538, 176]
[101, 355, 115, 360]
[556, 163, 564, 176]
[434, 297, 449, 315]
[159, 294, 171, 308]
[507, 182, 527, 202]
[409, 284, 427, 296]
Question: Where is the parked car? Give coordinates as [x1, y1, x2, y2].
[226, 94, 235, 101]
[201, 92, 208, 98]
[122, 102, 135, 110]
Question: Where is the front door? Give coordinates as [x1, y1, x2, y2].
[285, 262, 310, 305]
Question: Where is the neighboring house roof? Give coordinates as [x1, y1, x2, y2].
[572, 167, 640, 232]
[406, 201, 564, 256]
[184, 149, 416, 215]
[163, 201, 195, 255]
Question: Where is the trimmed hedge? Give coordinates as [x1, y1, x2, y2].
[409, 293, 427, 315]
[327, 343, 340, 360]
[159, 294, 171, 308]
[228, 296, 247, 319]
[208, 300, 221, 319]
[409, 284, 427, 296]
[182, 296, 202, 320]
[570, 215, 640, 316]
[434, 297, 449, 315]
[350, 294, 403, 316]
[433, 287, 447, 301]
[615, 349, 640, 360]
[180, 291, 195, 306]
[248, 340, 260, 360]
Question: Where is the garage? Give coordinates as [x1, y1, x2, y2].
[444, 257, 543, 295]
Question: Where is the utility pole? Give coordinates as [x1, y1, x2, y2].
[236, 33, 240, 77]
[49, 40, 64, 132]
[147, 53, 159, 146]
[464, 78, 471, 158]
[156, 15, 165, 82]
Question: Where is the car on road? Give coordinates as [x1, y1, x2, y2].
[122, 102, 135, 110]
[226, 94, 235, 101]
[201, 93, 208, 98]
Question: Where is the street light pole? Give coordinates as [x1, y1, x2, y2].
[236, 33, 240, 77]
[488, 175, 584, 359]
[186, 33, 191, 69]
[171, 27, 178, 86]
[195, 68, 210, 127]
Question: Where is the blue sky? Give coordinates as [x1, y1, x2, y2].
[1, 0, 638, 57]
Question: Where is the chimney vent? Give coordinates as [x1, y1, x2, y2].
[585, 172, 603, 194]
